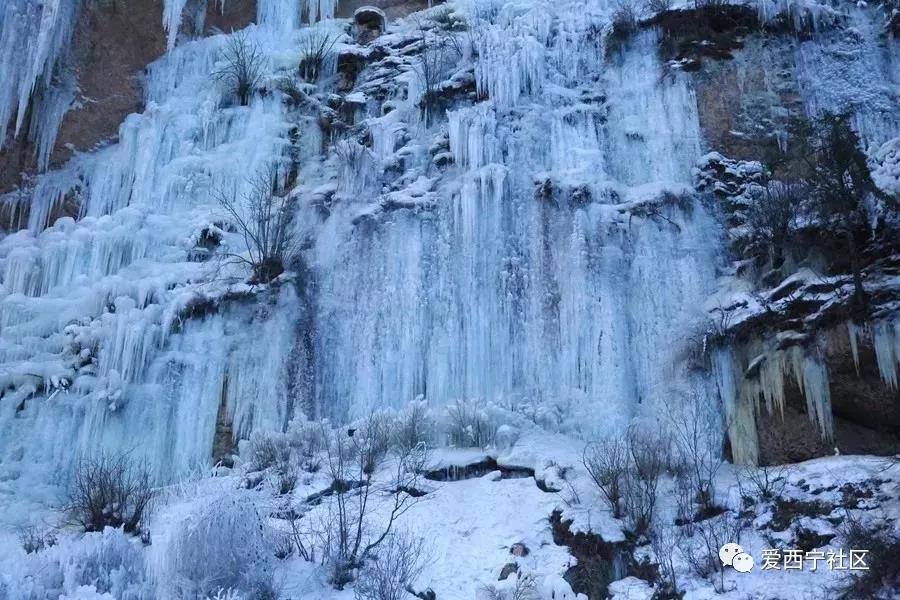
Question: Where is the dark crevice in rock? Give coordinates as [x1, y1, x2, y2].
[424, 457, 534, 481]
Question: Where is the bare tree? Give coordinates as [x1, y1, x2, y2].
[582, 437, 629, 518]
[621, 428, 667, 537]
[680, 511, 744, 593]
[354, 533, 428, 600]
[65, 453, 156, 534]
[317, 416, 427, 587]
[299, 28, 339, 82]
[214, 165, 296, 283]
[649, 524, 681, 599]
[667, 393, 725, 518]
[735, 463, 791, 502]
[410, 17, 458, 122]
[212, 31, 266, 106]
[610, 0, 638, 41]
[803, 112, 879, 307]
[745, 180, 807, 271]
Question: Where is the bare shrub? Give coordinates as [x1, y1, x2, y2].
[834, 513, 900, 599]
[582, 437, 629, 518]
[214, 164, 296, 283]
[672, 470, 696, 533]
[65, 453, 155, 534]
[212, 31, 266, 105]
[18, 526, 57, 554]
[736, 463, 791, 502]
[745, 180, 806, 271]
[446, 400, 496, 448]
[649, 524, 681, 599]
[299, 28, 339, 82]
[354, 533, 427, 600]
[610, 0, 638, 41]
[317, 416, 427, 587]
[681, 511, 744, 593]
[644, 0, 671, 14]
[479, 572, 539, 600]
[333, 137, 376, 193]
[410, 17, 459, 120]
[621, 429, 667, 537]
[667, 392, 725, 518]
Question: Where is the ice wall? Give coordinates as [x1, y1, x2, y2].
[0, 0, 771, 495]
[0, 9, 308, 491]
[309, 12, 721, 437]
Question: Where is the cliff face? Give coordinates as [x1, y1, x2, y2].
[0, 0, 897, 479]
[0, 0, 262, 197]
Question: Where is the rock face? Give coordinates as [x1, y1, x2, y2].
[0, 0, 167, 194]
[0, 0, 259, 197]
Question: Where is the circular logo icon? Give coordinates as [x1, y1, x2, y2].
[732, 552, 754, 573]
[719, 543, 743, 566]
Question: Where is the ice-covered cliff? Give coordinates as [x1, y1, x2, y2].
[0, 0, 899, 596]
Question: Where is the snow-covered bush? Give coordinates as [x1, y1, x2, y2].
[287, 417, 327, 472]
[65, 454, 156, 535]
[18, 525, 58, 554]
[246, 429, 292, 472]
[446, 400, 497, 448]
[477, 572, 539, 600]
[154, 490, 276, 599]
[354, 533, 427, 600]
[245, 429, 299, 494]
[9, 527, 154, 600]
[871, 136, 900, 199]
[393, 400, 435, 452]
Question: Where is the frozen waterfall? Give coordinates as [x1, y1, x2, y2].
[0, 0, 726, 502]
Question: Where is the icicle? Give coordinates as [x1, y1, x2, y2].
[0, 0, 80, 161]
[847, 320, 861, 375]
[714, 348, 759, 465]
[801, 353, 833, 439]
[873, 321, 899, 389]
[448, 105, 499, 170]
[163, 0, 190, 51]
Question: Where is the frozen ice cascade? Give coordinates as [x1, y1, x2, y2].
[5, 0, 898, 514]
[0, 0, 739, 499]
